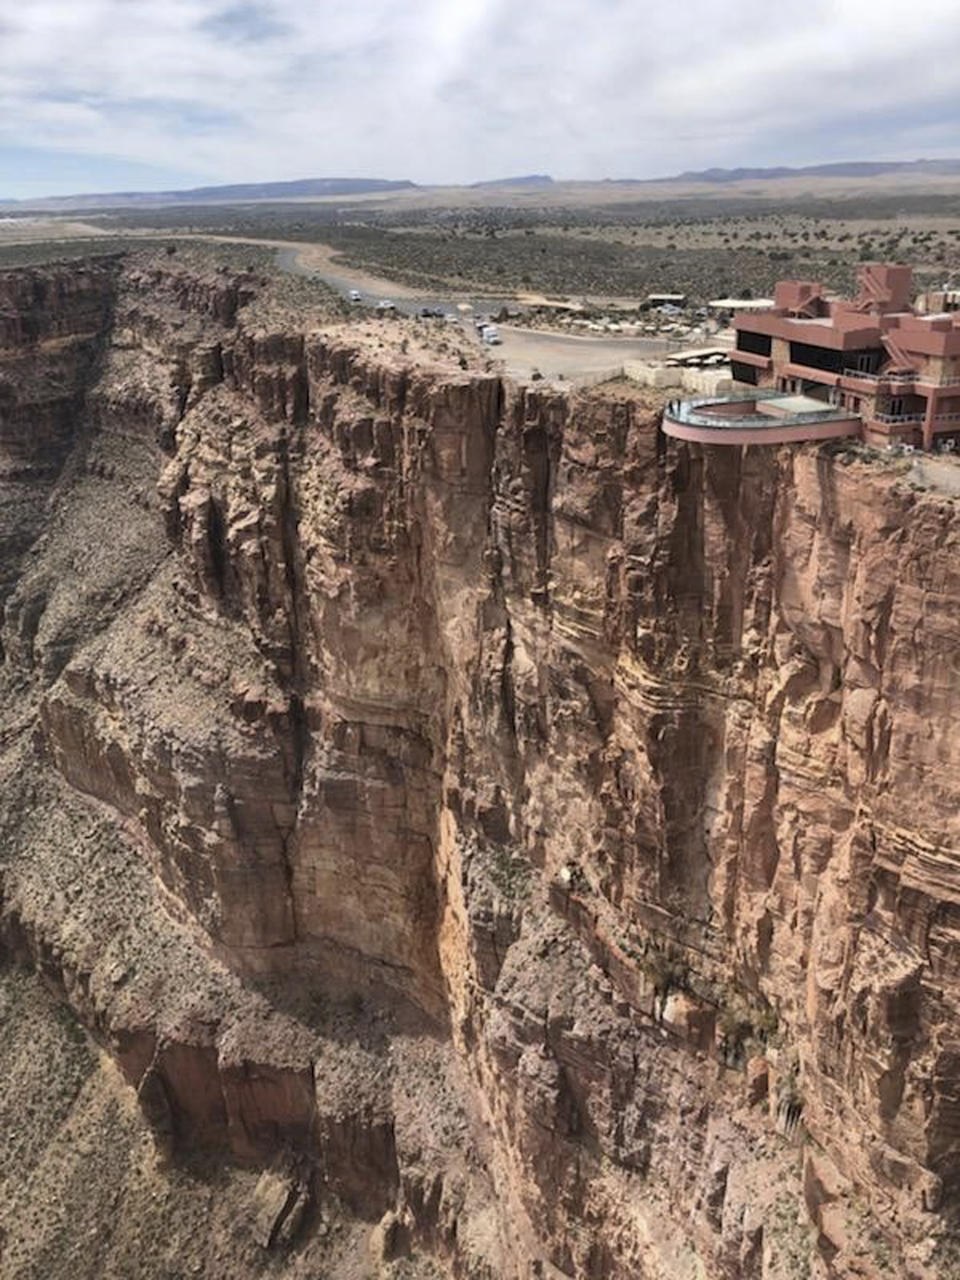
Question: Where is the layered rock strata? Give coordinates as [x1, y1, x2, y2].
[1, 252, 958, 1279]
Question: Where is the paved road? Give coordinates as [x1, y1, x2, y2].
[274, 244, 514, 316]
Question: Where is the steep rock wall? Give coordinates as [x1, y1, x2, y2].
[0, 257, 119, 611]
[1, 254, 958, 1280]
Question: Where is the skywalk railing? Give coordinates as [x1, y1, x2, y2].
[666, 392, 852, 431]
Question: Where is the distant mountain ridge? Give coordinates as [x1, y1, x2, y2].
[469, 174, 554, 188]
[5, 159, 960, 212]
[673, 159, 960, 183]
[0, 173, 563, 212]
[0, 176, 417, 211]
[0, 172, 563, 212]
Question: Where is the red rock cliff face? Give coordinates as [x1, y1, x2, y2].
[1, 255, 958, 1279]
[0, 257, 118, 608]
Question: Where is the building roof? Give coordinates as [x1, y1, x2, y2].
[734, 263, 960, 357]
[708, 297, 774, 310]
[666, 346, 731, 366]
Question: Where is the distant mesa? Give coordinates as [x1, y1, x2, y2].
[0, 174, 556, 211]
[469, 175, 554, 188]
[7, 159, 960, 212]
[165, 177, 418, 200]
[672, 158, 960, 183]
[0, 176, 418, 211]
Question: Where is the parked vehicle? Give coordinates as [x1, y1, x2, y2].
[348, 289, 362, 302]
[481, 325, 501, 345]
[444, 312, 460, 324]
[375, 299, 396, 311]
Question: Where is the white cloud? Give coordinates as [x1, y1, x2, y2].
[1, 0, 960, 195]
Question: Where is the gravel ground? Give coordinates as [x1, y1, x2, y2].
[477, 324, 672, 380]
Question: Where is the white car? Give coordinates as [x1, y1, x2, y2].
[375, 299, 396, 311]
[481, 325, 501, 345]
[348, 289, 362, 303]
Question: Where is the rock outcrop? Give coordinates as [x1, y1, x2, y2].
[1, 250, 958, 1279]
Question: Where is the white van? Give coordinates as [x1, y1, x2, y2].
[481, 325, 501, 345]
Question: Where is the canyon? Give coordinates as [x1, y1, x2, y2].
[0, 248, 958, 1279]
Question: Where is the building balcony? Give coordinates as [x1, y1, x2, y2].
[730, 348, 772, 371]
[859, 411, 960, 446]
[841, 367, 916, 382]
[781, 362, 840, 387]
[840, 367, 960, 390]
[839, 369, 898, 395]
[661, 391, 861, 447]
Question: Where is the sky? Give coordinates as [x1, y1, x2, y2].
[2, 0, 960, 199]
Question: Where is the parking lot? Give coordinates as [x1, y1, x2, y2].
[486, 325, 671, 380]
[222, 239, 674, 381]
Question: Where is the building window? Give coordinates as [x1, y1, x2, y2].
[789, 341, 843, 373]
[731, 362, 759, 385]
[736, 330, 772, 356]
[790, 343, 883, 375]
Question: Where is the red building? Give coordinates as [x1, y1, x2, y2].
[663, 264, 960, 450]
